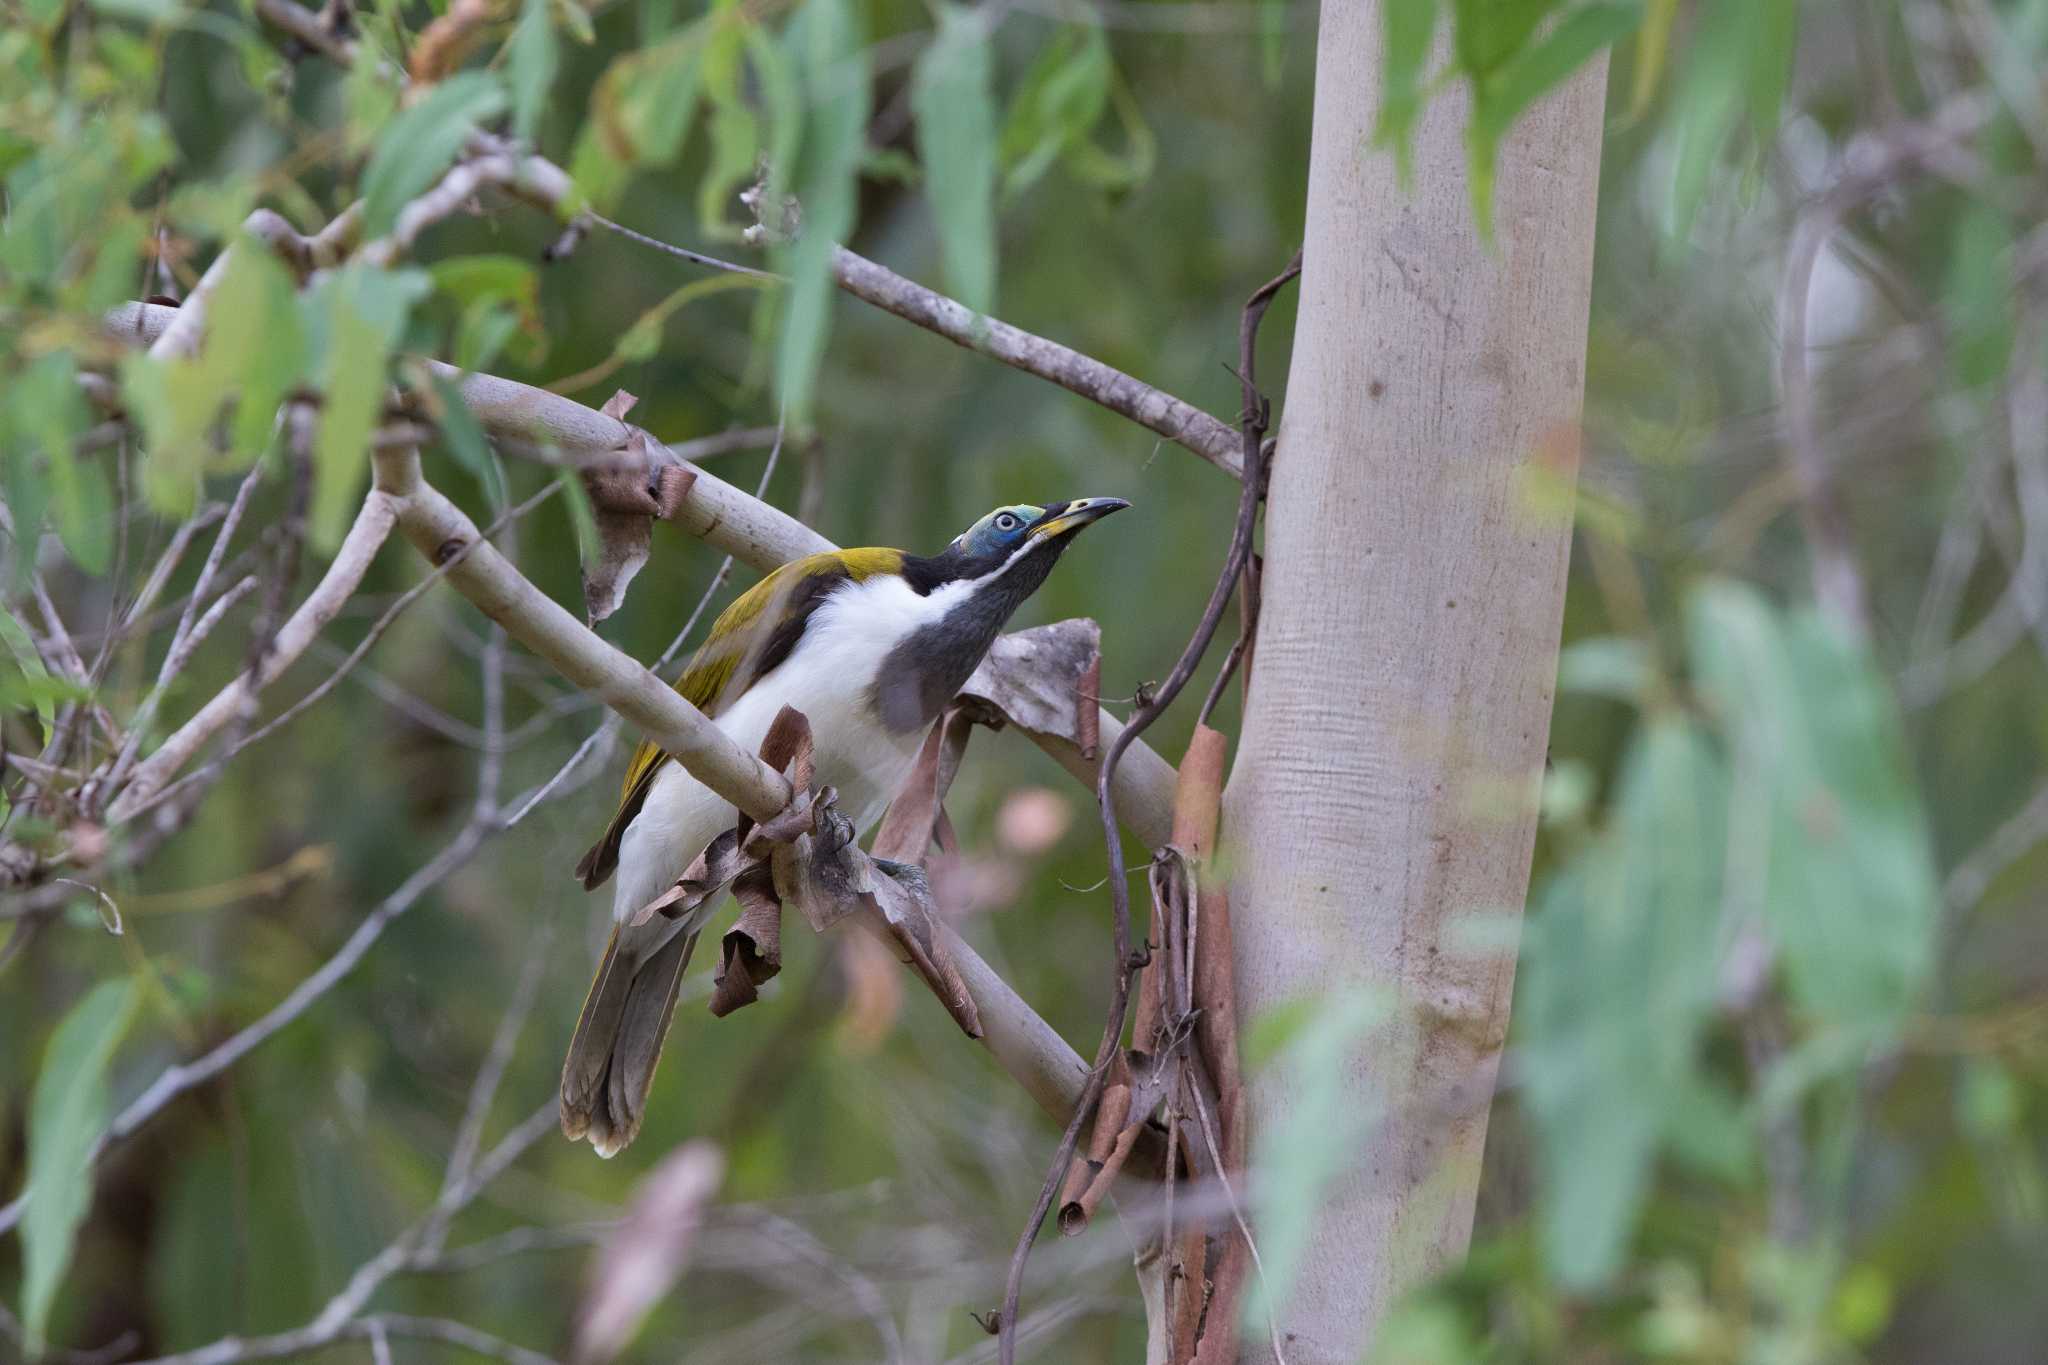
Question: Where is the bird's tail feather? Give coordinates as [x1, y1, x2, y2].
[560, 916, 699, 1158]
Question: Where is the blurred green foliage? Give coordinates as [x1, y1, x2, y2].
[3, 0, 2047, 1362]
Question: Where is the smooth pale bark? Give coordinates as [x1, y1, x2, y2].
[1223, 9, 1606, 1362]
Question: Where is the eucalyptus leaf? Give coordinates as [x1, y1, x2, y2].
[772, 0, 868, 425]
[1374, 0, 1440, 182]
[999, 26, 1111, 199]
[359, 72, 507, 240]
[1468, 3, 1640, 229]
[1686, 581, 1938, 1027]
[18, 977, 141, 1353]
[1519, 717, 1730, 1287]
[912, 6, 998, 315]
[507, 0, 558, 143]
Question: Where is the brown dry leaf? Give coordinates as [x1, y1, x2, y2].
[961, 619, 1101, 746]
[630, 827, 744, 929]
[863, 859, 980, 1037]
[580, 391, 700, 622]
[710, 866, 781, 1017]
[571, 1140, 725, 1365]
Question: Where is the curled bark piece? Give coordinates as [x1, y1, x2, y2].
[1057, 1063, 1135, 1234]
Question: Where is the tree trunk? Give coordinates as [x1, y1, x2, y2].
[1223, 6, 1607, 1361]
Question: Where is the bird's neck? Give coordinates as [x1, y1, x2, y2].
[871, 556, 1054, 732]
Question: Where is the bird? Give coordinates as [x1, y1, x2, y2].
[561, 497, 1130, 1156]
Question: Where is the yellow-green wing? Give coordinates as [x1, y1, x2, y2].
[574, 547, 904, 889]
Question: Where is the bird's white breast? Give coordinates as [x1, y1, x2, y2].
[610, 572, 969, 924]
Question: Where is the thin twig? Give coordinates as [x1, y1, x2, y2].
[997, 250, 1300, 1365]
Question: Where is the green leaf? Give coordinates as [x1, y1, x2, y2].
[1664, 0, 1798, 241]
[427, 372, 507, 510]
[998, 26, 1111, 199]
[201, 239, 306, 462]
[1519, 717, 1730, 1287]
[912, 6, 998, 315]
[358, 72, 507, 239]
[307, 265, 431, 549]
[696, 18, 762, 238]
[587, 23, 707, 171]
[18, 977, 140, 1353]
[1450, 0, 1556, 79]
[1556, 634, 1653, 701]
[772, 0, 868, 425]
[430, 253, 539, 309]
[0, 605, 65, 727]
[556, 465, 599, 562]
[1063, 68, 1156, 194]
[1468, 3, 1640, 228]
[1373, 0, 1439, 182]
[1244, 990, 1390, 1320]
[1686, 581, 1939, 1026]
[8, 351, 107, 574]
[507, 0, 559, 143]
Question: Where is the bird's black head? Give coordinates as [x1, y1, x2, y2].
[902, 498, 1131, 597]
[874, 498, 1129, 732]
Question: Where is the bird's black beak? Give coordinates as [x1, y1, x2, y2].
[1029, 497, 1131, 540]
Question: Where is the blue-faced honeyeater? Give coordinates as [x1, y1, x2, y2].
[561, 497, 1130, 1155]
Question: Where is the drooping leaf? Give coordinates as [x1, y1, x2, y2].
[1630, 0, 1680, 117]
[358, 72, 507, 239]
[556, 464, 600, 563]
[1062, 68, 1156, 195]
[18, 977, 141, 1353]
[1519, 716, 1732, 1287]
[0, 605, 70, 727]
[7, 351, 107, 574]
[1664, 0, 1799, 241]
[1243, 990, 1390, 1319]
[696, 17, 763, 238]
[507, 0, 559, 143]
[588, 22, 708, 170]
[306, 265, 431, 549]
[998, 26, 1111, 199]
[200, 239, 306, 462]
[1468, 3, 1640, 229]
[912, 6, 999, 315]
[1374, 0, 1440, 182]
[1686, 580, 1939, 1028]
[772, 0, 868, 425]
[427, 371, 507, 510]
[1450, 0, 1556, 79]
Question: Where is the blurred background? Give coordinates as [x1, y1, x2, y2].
[5, 0, 2048, 1361]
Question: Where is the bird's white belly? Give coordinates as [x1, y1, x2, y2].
[609, 579, 941, 925]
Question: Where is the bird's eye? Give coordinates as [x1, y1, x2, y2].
[995, 512, 1020, 532]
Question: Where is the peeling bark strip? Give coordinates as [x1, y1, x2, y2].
[1223, 8, 1606, 1360]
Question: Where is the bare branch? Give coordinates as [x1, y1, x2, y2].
[106, 491, 399, 824]
[825, 246, 1244, 478]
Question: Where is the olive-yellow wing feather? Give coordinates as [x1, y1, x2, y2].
[574, 547, 904, 889]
